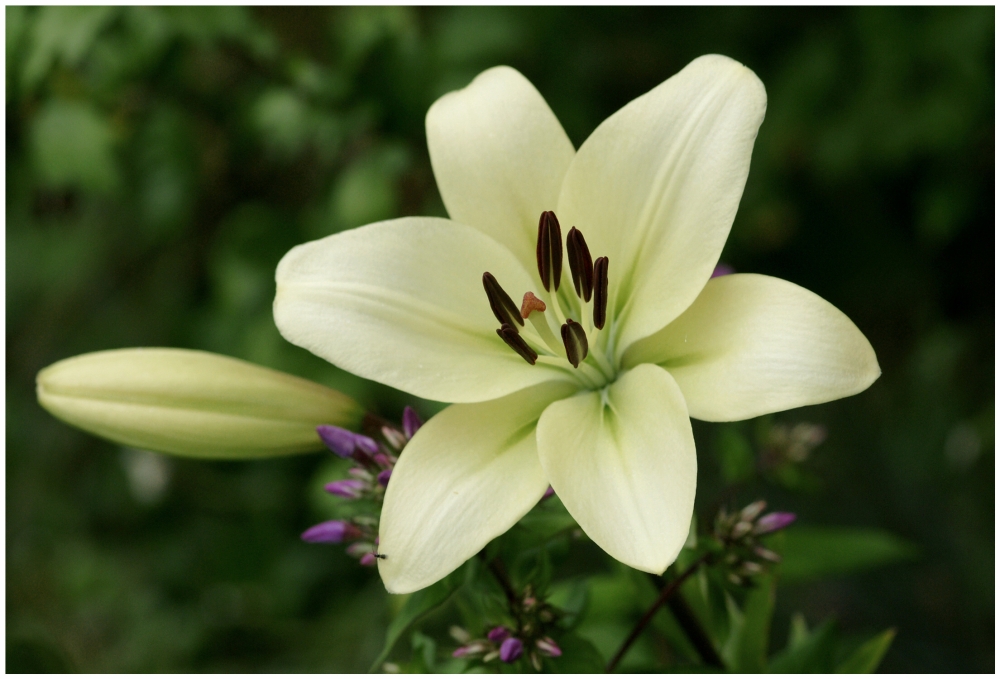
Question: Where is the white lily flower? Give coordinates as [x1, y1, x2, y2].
[274, 55, 880, 593]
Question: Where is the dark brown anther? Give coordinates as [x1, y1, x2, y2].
[483, 272, 524, 328]
[536, 211, 563, 292]
[566, 227, 594, 302]
[560, 319, 589, 369]
[593, 257, 609, 330]
[497, 323, 538, 365]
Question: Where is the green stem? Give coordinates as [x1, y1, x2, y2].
[605, 554, 712, 673]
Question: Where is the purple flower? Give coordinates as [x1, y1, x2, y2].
[324, 479, 366, 499]
[542, 486, 555, 499]
[487, 626, 511, 643]
[536, 637, 562, 658]
[402, 406, 424, 438]
[317, 425, 378, 458]
[754, 511, 796, 535]
[359, 552, 377, 567]
[377, 469, 392, 487]
[300, 520, 360, 544]
[712, 263, 735, 278]
[499, 637, 523, 663]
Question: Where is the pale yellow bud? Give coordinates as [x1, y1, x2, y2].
[36, 348, 364, 458]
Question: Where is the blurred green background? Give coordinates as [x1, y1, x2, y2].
[6, 6, 993, 672]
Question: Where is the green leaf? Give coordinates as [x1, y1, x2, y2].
[722, 574, 775, 672]
[368, 567, 466, 672]
[546, 633, 606, 673]
[836, 628, 896, 673]
[775, 526, 919, 583]
[717, 426, 756, 484]
[767, 617, 836, 673]
[31, 99, 119, 193]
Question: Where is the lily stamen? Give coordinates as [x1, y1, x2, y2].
[536, 211, 563, 292]
[496, 323, 538, 365]
[593, 257, 609, 329]
[566, 227, 594, 302]
[560, 319, 589, 368]
[483, 272, 524, 329]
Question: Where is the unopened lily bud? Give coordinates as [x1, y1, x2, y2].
[301, 520, 361, 544]
[487, 626, 511, 643]
[499, 637, 523, 663]
[317, 425, 378, 458]
[536, 637, 562, 658]
[402, 406, 423, 439]
[754, 511, 797, 535]
[36, 348, 363, 458]
[377, 469, 392, 487]
[325, 479, 366, 499]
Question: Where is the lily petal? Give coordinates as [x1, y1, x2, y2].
[536, 364, 696, 574]
[274, 217, 569, 403]
[556, 54, 767, 357]
[427, 66, 576, 267]
[378, 381, 576, 593]
[622, 274, 880, 421]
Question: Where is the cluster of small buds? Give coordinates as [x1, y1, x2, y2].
[763, 422, 827, 466]
[450, 587, 562, 671]
[300, 406, 423, 566]
[712, 500, 796, 586]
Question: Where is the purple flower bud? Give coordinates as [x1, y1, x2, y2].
[499, 637, 523, 663]
[754, 512, 797, 535]
[359, 552, 377, 567]
[403, 406, 423, 438]
[542, 486, 555, 499]
[301, 520, 360, 544]
[712, 263, 735, 278]
[377, 469, 392, 487]
[373, 453, 394, 467]
[324, 479, 366, 499]
[536, 637, 562, 658]
[487, 626, 511, 643]
[316, 425, 378, 459]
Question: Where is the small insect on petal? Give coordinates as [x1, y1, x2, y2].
[560, 319, 589, 368]
[483, 272, 524, 328]
[536, 211, 563, 292]
[497, 323, 538, 365]
[566, 227, 594, 301]
[593, 256, 609, 329]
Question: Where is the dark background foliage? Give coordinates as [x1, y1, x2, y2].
[6, 6, 993, 672]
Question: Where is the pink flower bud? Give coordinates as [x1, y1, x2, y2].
[487, 626, 511, 643]
[402, 406, 423, 438]
[377, 469, 392, 487]
[536, 637, 562, 657]
[712, 263, 735, 277]
[754, 512, 796, 535]
[359, 552, 377, 567]
[300, 520, 361, 544]
[317, 425, 378, 458]
[499, 637, 523, 663]
[324, 479, 366, 499]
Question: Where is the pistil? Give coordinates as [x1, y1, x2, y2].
[518, 292, 563, 356]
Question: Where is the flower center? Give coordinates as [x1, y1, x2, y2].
[482, 211, 613, 387]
